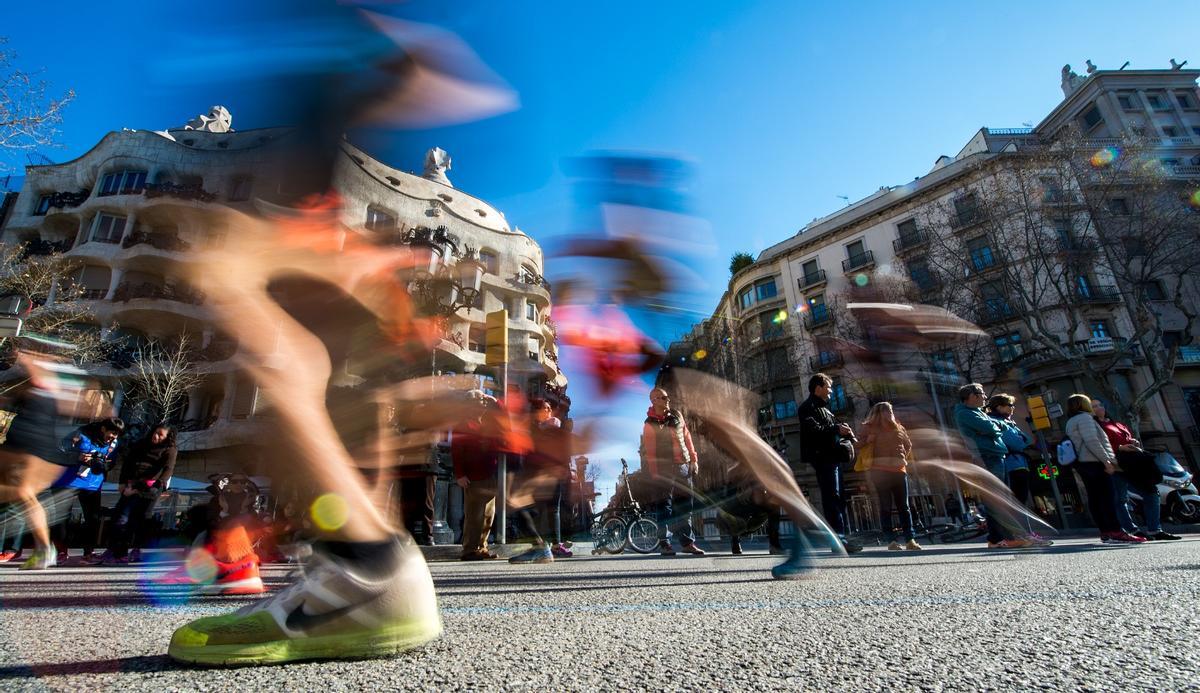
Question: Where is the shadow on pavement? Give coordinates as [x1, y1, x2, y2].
[0, 655, 179, 679]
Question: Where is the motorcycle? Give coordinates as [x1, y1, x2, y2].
[1127, 452, 1200, 525]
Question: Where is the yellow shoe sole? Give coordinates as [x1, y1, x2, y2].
[168, 614, 443, 667]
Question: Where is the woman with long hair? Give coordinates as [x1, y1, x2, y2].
[861, 402, 920, 551]
[1063, 394, 1145, 544]
[104, 424, 177, 563]
[1091, 400, 1179, 541]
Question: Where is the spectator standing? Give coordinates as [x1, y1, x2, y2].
[50, 417, 124, 565]
[104, 424, 177, 563]
[797, 374, 862, 553]
[452, 393, 501, 561]
[986, 395, 1052, 546]
[860, 402, 920, 551]
[1063, 395, 1145, 544]
[640, 387, 704, 556]
[953, 384, 1031, 549]
[1091, 399, 1179, 541]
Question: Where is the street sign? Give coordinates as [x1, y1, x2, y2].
[0, 316, 22, 338]
[1047, 403, 1064, 418]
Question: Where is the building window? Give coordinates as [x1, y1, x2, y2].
[931, 348, 957, 375]
[525, 301, 537, 321]
[1107, 198, 1130, 216]
[1117, 93, 1137, 111]
[772, 386, 797, 420]
[1146, 93, 1169, 111]
[765, 347, 790, 379]
[1076, 275, 1093, 299]
[737, 287, 754, 310]
[1089, 320, 1111, 340]
[1162, 126, 1179, 138]
[759, 309, 785, 341]
[800, 259, 823, 287]
[1193, 127, 1200, 138]
[365, 207, 396, 232]
[896, 218, 918, 242]
[477, 250, 498, 275]
[1079, 105, 1103, 130]
[528, 336, 540, 361]
[994, 332, 1023, 362]
[808, 294, 829, 323]
[231, 376, 260, 419]
[34, 195, 52, 216]
[953, 193, 981, 226]
[228, 176, 253, 201]
[519, 265, 538, 284]
[1177, 92, 1197, 110]
[1122, 236, 1146, 256]
[828, 383, 848, 413]
[967, 236, 995, 272]
[98, 170, 147, 196]
[468, 325, 485, 353]
[908, 259, 935, 291]
[1163, 331, 1184, 349]
[1141, 281, 1167, 301]
[981, 280, 1010, 317]
[754, 277, 778, 302]
[91, 213, 126, 243]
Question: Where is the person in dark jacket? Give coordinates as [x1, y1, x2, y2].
[452, 393, 501, 560]
[797, 373, 862, 553]
[105, 424, 177, 563]
[954, 384, 1030, 549]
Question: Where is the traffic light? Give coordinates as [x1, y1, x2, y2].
[1027, 395, 1051, 430]
[485, 309, 508, 366]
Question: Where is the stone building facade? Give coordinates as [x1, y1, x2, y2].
[0, 109, 568, 486]
[676, 64, 1200, 530]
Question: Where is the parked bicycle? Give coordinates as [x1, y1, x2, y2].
[590, 459, 659, 555]
[935, 513, 988, 543]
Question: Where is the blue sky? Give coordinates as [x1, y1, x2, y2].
[4, 1, 1199, 497]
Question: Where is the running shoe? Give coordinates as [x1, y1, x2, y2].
[550, 543, 573, 558]
[679, 542, 706, 556]
[1027, 533, 1054, 547]
[1151, 531, 1181, 541]
[18, 547, 57, 571]
[168, 547, 442, 666]
[840, 539, 864, 554]
[658, 541, 676, 556]
[508, 543, 554, 564]
[150, 550, 265, 595]
[771, 537, 815, 581]
[0, 550, 18, 563]
[1109, 532, 1147, 544]
[904, 540, 923, 551]
[887, 541, 903, 551]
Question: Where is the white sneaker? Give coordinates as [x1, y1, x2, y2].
[168, 545, 441, 666]
[18, 547, 57, 571]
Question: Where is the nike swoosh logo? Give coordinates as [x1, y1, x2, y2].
[215, 562, 255, 581]
[285, 594, 381, 633]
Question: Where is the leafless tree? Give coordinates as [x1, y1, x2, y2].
[122, 334, 204, 427]
[0, 245, 107, 392]
[916, 127, 1200, 435]
[0, 38, 75, 172]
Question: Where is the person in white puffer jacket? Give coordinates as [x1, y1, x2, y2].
[1063, 394, 1145, 544]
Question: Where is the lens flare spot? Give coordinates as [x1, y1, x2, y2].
[1189, 189, 1200, 209]
[184, 549, 217, 583]
[771, 309, 788, 324]
[1090, 146, 1119, 167]
[692, 349, 708, 360]
[854, 273, 869, 287]
[311, 493, 349, 531]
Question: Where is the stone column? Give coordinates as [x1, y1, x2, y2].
[104, 267, 125, 301]
[120, 212, 138, 245]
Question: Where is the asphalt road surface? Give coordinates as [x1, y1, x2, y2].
[1, 536, 1198, 691]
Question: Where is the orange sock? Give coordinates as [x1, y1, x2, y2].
[211, 525, 256, 563]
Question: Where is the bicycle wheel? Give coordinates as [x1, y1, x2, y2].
[937, 524, 987, 543]
[920, 523, 953, 544]
[600, 516, 628, 554]
[626, 517, 660, 554]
